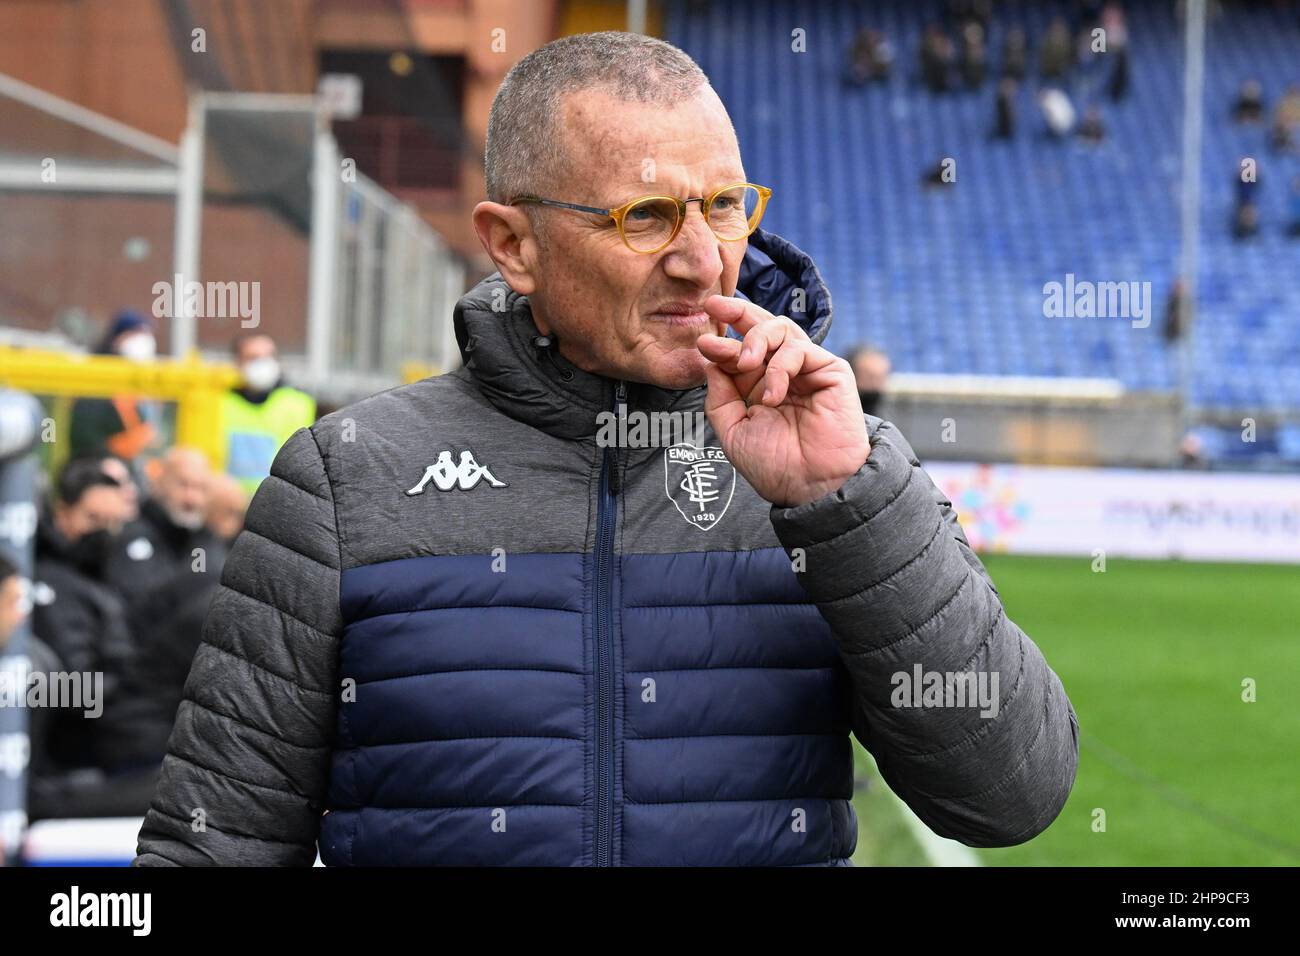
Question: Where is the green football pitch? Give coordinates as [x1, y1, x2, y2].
[849, 555, 1300, 867]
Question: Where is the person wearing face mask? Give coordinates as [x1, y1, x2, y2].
[31, 459, 138, 774]
[69, 310, 164, 472]
[220, 332, 316, 497]
[845, 344, 892, 418]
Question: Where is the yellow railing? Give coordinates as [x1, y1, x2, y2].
[0, 345, 240, 470]
[400, 361, 438, 384]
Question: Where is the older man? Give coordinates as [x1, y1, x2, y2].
[104, 447, 218, 602]
[136, 32, 1077, 867]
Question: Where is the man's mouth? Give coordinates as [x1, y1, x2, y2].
[646, 302, 712, 327]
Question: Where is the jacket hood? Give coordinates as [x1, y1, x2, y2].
[452, 227, 833, 440]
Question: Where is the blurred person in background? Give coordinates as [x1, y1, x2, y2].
[104, 447, 218, 605]
[1234, 155, 1260, 225]
[1270, 85, 1300, 152]
[993, 76, 1018, 139]
[999, 27, 1028, 82]
[958, 19, 987, 90]
[206, 473, 249, 546]
[922, 155, 955, 188]
[100, 454, 140, 523]
[104, 448, 229, 773]
[1163, 278, 1189, 345]
[1233, 202, 1260, 239]
[69, 310, 163, 476]
[1078, 104, 1107, 143]
[845, 28, 893, 87]
[1039, 17, 1073, 81]
[221, 331, 316, 497]
[30, 459, 136, 775]
[2, 552, 152, 822]
[1233, 158, 1261, 239]
[1101, 3, 1129, 102]
[1232, 79, 1265, 124]
[846, 344, 892, 417]
[0, 554, 26, 651]
[920, 23, 955, 93]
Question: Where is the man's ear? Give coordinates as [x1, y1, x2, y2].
[472, 201, 539, 296]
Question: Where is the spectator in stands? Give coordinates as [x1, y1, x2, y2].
[1101, 3, 1130, 101]
[846, 345, 892, 418]
[993, 77, 1018, 139]
[1233, 161, 1260, 239]
[1233, 202, 1260, 239]
[68, 310, 163, 478]
[959, 19, 987, 89]
[221, 331, 317, 497]
[206, 472, 249, 546]
[1232, 79, 1265, 124]
[1078, 105, 1106, 143]
[104, 447, 218, 605]
[1178, 432, 1208, 470]
[1162, 278, 1189, 344]
[31, 460, 135, 773]
[946, 0, 991, 32]
[1039, 17, 1074, 80]
[1039, 87, 1077, 138]
[1270, 85, 1300, 152]
[999, 27, 1028, 82]
[922, 156, 955, 189]
[846, 28, 893, 86]
[1288, 176, 1300, 237]
[920, 23, 955, 93]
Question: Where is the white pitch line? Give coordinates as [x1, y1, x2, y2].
[886, 788, 982, 867]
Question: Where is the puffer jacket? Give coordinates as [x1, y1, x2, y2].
[134, 228, 1079, 866]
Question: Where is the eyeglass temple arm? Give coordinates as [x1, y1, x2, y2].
[511, 196, 612, 217]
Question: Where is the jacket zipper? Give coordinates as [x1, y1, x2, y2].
[593, 379, 625, 865]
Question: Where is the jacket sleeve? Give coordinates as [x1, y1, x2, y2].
[769, 418, 1080, 847]
[133, 428, 342, 865]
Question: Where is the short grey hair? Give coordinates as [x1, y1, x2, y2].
[484, 32, 712, 207]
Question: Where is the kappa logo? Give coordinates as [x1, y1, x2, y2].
[664, 443, 735, 531]
[406, 449, 507, 495]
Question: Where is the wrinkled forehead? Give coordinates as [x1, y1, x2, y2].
[556, 86, 743, 204]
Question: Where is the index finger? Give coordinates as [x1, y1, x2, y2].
[702, 294, 778, 336]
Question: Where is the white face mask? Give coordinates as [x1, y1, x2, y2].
[119, 334, 156, 363]
[241, 357, 281, 392]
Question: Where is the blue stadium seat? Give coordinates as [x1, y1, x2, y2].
[667, 0, 1300, 429]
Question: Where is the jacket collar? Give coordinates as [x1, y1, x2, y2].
[453, 228, 833, 440]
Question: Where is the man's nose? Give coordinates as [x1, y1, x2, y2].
[661, 204, 723, 285]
